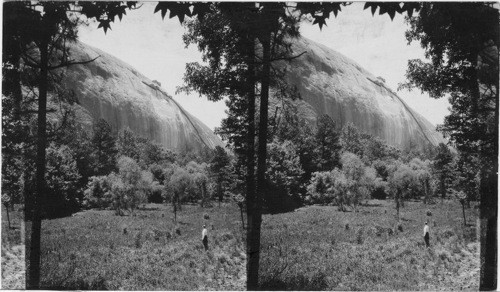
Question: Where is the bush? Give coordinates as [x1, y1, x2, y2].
[134, 232, 142, 248]
[203, 213, 210, 220]
[426, 210, 432, 216]
[356, 228, 364, 244]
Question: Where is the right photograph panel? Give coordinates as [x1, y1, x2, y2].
[246, 2, 498, 291]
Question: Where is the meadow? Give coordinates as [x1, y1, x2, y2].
[259, 199, 479, 291]
[31, 202, 246, 290]
[1, 205, 25, 289]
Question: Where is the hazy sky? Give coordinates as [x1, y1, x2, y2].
[79, 2, 450, 131]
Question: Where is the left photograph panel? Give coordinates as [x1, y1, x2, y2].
[2, 2, 246, 290]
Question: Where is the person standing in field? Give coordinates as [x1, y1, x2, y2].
[202, 225, 208, 251]
[423, 221, 430, 248]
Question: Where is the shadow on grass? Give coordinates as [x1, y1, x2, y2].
[259, 273, 328, 291]
[363, 202, 383, 207]
[42, 275, 108, 290]
[138, 206, 160, 211]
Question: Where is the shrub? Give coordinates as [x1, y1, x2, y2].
[203, 213, 210, 220]
[463, 226, 476, 242]
[441, 228, 455, 239]
[135, 232, 142, 248]
[356, 228, 364, 244]
[426, 210, 432, 216]
[166, 231, 173, 240]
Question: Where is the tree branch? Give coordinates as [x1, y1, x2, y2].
[47, 55, 100, 70]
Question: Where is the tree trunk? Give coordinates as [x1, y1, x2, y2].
[466, 48, 498, 290]
[245, 32, 258, 290]
[440, 175, 446, 200]
[248, 19, 273, 288]
[239, 203, 245, 230]
[461, 201, 467, 227]
[12, 49, 22, 122]
[423, 179, 429, 204]
[27, 39, 48, 289]
[218, 178, 222, 207]
[173, 194, 177, 222]
[4, 204, 11, 230]
[395, 192, 400, 221]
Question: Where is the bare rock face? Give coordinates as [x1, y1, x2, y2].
[60, 42, 223, 151]
[280, 37, 446, 150]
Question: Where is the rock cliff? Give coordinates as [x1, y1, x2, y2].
[278, 37, 446, 150]
[60, 42, 224, 152]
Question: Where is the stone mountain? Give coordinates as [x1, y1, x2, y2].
[59, 41, 224, 152]
[276, 37, 446, 150]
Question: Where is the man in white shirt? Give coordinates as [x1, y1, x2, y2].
[423, 222, 430, 247]
[202, 225, 208, 251]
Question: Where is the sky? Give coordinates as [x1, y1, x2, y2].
[79, 2, 450, 131]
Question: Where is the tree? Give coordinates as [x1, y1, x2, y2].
[186, 161, 209, 206]
[387, 162, 418, 221]
[306, 170, 337, 205]
[432, 143, 453, 200]
[401, 4, 498, 287]
[5, 3, 84, 285]
[177, 3, 302, 286]
[409, 158, 433, 203]
[166, 165, 191, 222]
[139, 138, 175, 167]
[340, 152, 379, 211]
[44, 143, 81, 217]
[209, 146, 231, 207]
[265, 139, 304, 212]
[313, 115, 341, 171]
[453, 190, 469, 227]
[451, 153, 481, 206]
[231, 193, 246, 229]
[83, 176, 112, 209]
[91, 119, 118, 176]
[272, 99, 317, 198]
[117, 127, 140, 161]
[340, 122, 363, 156]
[107, 156, 151, 215]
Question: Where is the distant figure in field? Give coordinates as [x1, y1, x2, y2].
[423, 221, 430, 248]
[202, 225, 208, 251]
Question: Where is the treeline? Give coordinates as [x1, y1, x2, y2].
[2, 95, 233, 218]
[83, 126, 235, 219]
[262, 101, 475, 215]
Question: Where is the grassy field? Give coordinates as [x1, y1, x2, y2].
[31, 202, 246, 290]
[259, 199, 479, 291]
[1, 205, 25, 290]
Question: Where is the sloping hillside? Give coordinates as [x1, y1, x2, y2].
[280, 37, 446, 149]
[60, 41, 224, 151]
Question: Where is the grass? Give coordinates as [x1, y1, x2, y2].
[259, 199, 479, 291]
[1, 205, 25, 290]
[29, 202, 246, 290]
